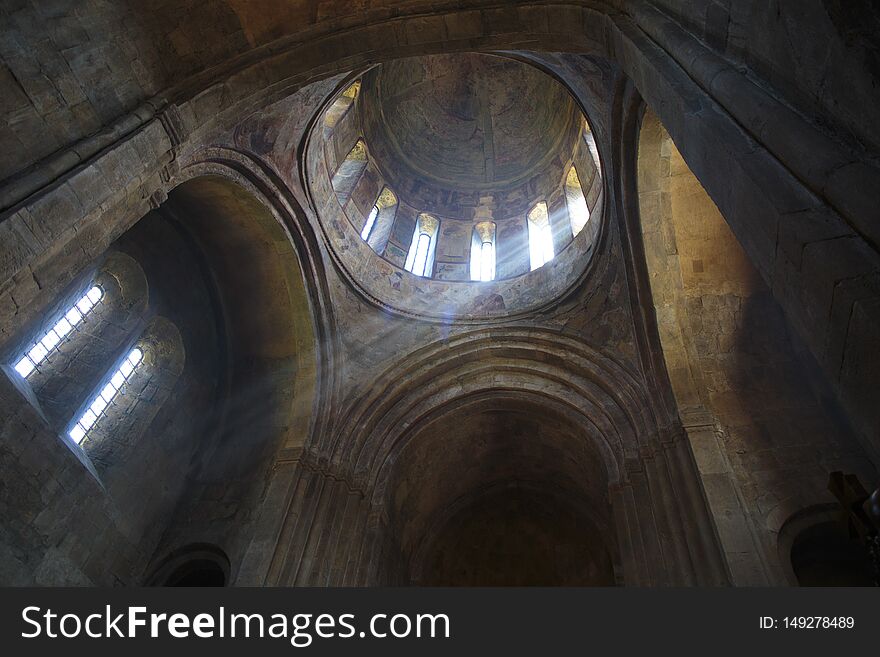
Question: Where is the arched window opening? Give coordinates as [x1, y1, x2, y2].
[146, 544, 230, 587]
[405, 213, 439, 278]
[470, 221, 497, 282]
[343, 80, 361, 100]
[13, 285, 103, 379]
[323, 80, 360, 130]
[164, 559, 227, 586]
[412, 235, 432, 276]
[331, 139, 368, 204]
[527, 202, 554, 271]
[362, 186, 398, 244]
[583, 120, 601, 173]
[362, 205, 379, 241]
[564, 166, 590, 237]
[69, 346, 144, 445]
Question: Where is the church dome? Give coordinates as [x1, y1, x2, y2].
[306, 53, 604, 319]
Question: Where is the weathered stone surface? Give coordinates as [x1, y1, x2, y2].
[0, 1, 877, 588]
[637, 114, 877, 585]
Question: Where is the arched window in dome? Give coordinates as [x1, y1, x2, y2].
[527, 202, 555, 270]
[564, 166, 590, 237]
[331, 139, 368, 205]
[13, 284, 103, 379]
[323, 80, 360, 131]
[68, 346, 144, 445]
[362, 206, 379, 241]
[470, 221, 497, 282]
[583, 120, 601, 173]
[362, 186, 398, 250]
[404, 213, 439, 278]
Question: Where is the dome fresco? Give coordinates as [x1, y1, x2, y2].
[365, 54, 577, 190]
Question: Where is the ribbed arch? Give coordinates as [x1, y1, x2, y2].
[319, 328, 656, 489]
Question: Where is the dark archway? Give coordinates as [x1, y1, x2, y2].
[420, 485, 615, 586]
[135, 172, 323, 583]
[260, 328, 728, 587]
[147, 544, 231, 587]
[384, 399, 617, 586]
[165, 561, 228, 587]
[790, 521, 874, 587]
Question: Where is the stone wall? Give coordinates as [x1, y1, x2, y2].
[637, 112, 877, 584]
[4, 1, 875, 200]
[0, 0, 250, 182]
[644, 0, 880, 153]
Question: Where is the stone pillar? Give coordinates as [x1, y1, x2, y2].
[609, 440, 732, 586]
[236, 458, 302, 585]
[679, 408, 772, 585]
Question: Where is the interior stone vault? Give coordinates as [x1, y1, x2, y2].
[0, 1, 878, 587]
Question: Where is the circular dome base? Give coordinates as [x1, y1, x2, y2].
[306, 53, 605, 320]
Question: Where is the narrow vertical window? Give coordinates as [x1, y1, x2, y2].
[361, 187, 398, 244]
[331, 139, 368, 204]
[405, 213, 439, 278]
[69, 347, 144, 445]
[583, 120, 601, 173]
[412, 234, 431, 276]
[14, 285, 103, 378]
[361, 205, 379, 241]
[470, 221, 497, 282]
[323, 80, 361, 130]
[527, 202, 554, 270]
[564, 166, 590, 237]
